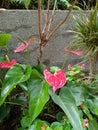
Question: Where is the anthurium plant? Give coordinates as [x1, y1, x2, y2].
[0, 1, 98, 130]
[0, 33, 98, 130]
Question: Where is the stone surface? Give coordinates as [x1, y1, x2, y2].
[0, 10, 89, 70]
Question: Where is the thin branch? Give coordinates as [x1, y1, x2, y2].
[37, 0, 76, 63]
[46, 0, 57, 33]
[42, 0, 50, 34]
[38, 0, 42, 39]
[46, 0, 76, 40]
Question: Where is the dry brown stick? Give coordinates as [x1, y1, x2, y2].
[42, 0, 50, 34]
[46, 0, 76, 40]
[38, 0, 42, 39]
[37, 0, 76, 63]
[46, 0, 57, 34]
[37, 42, 44, 64]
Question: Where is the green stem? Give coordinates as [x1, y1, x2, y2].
[17, 36, 27, 44]
[5, 46, 10, 56]
[4, 101, 24, 106]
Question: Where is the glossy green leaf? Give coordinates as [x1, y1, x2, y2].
[33, 64, 46, 75]
[21, 116, 31, 128]
[88, 118, 98, 130]
[51, 122, 63, 130]
[29, 80, 50, 122]
[0, 64, 32, 105]
[0, 34, 11, 47]
[50, 66, 61, 73]
[28, 68, 43, 81]
[56, 112, 65, 122]
[70, 87, 88, 106]
[29, 119, 48, 130]
[28, 69, 50, 122]
[0, 105, 10, 121]
[12, 95, 27, 105]
[86, 97, 98, 116]
[49, 87, 83, 130]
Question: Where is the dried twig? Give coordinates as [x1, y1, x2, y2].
[38, 0, 42, 39]
[42, 0, 50, 34]
[37, 0, 76, 64]
[47, 0, 76, 40]
[46, 0, 57, 34]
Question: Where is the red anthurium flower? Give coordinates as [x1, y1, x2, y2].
[14, 37, 35, 53]
[0, 59, 17, 68]
[44, 68, 66, 92]
[64, 47, 83, 56]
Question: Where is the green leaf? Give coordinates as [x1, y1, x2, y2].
[29, 78, 50, 123]
[24, 0, 31, 9]
[29, 119, 49, 130]
[33, 64, 46, 75]
[56, 112, 65, 122]
[0, 64, 32, 105]
[0, 105, 10, 121]
[28, 68, 43, 81]
[49, 87, 83, 130]
[0, 34, 11, 47]
[12, 95, 27, 105]
[21, 116, 31, 128]
[70, 87, 88, 106]
[86, 97, 98, 116]
[51, 122, 63, 130]
[50, 66, 61, 73]
[88, 118, 98, 130]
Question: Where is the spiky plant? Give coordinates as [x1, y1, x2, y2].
[69, 4, 98, 76]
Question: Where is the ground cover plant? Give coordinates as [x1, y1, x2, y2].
[0, 0, 98, 130]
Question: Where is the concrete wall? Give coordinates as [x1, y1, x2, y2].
[0, 10, 89, 70]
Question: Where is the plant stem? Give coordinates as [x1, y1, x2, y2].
[47, 0, 76, 40]
[38, 0, 42, 39]
[89, 53, 97, 76]
[37, 0, 76, 64]
[17, 36, 27, 44]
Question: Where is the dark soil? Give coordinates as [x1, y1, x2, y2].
[0, 101, 61, 130]
[1, 105, 22, 130]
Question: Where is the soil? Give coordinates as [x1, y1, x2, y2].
[0, 102, 61, 130]
[1, 105, 22, 130]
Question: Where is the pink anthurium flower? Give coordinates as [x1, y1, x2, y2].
[80, 64, 85, 69]
[0, 59, 17, 68]
[41, 125, 46, 130]
[64, 47, 83, 56]
[83, 118, 89, 128]
[44, 68, 66, 92]
[14, 37, 35, 53]
[68, 64, 72, 69]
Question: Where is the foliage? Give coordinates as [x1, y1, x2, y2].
[0, 1, 98, 130]
[2, 0, 96, 9]
[68, 5, 98, 75]
[0, 36, 98, 129]
[70, 6, 98, 58]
